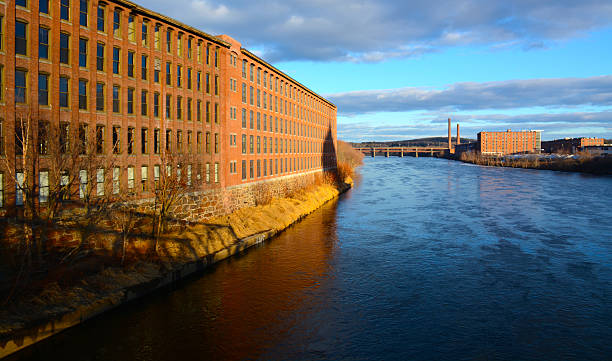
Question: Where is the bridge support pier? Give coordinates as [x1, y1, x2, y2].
[430, 149, 434, 156]
[415, 150, 418, 158]
[400, 150, 404, 157]
[371, 148, 375, 157]
[385, 151, 389, 157]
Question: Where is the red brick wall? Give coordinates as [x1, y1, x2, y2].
[0, 0, 337, 211]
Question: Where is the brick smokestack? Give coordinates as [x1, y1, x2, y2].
[456, 123, 460, 145]
[448, 118, 452, 150]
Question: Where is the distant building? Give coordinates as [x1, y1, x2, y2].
[541, 138, 605, 154]
[477, 130, 541, 156]
[582, 145, 612, 156]
[454, 142, 477, 155]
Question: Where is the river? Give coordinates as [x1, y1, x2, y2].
[11, 157, 612, 361]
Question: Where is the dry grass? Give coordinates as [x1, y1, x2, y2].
[458, 151, 612, 175]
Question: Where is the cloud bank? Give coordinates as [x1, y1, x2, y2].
[145, 0, 612, 62]
[327, 75, 612, 115]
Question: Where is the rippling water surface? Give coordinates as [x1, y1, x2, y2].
[14, 157, 612, 360]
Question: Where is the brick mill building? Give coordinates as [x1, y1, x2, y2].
[0, 0, 337, 213]
[541, 137, 605, 154]
[477, 130, 541, 155]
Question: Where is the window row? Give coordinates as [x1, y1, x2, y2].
[239, 135, 324, 156]
[240, 157, 321, 181]
[14, 1, 221, 66]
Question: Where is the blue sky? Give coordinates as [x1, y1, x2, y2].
[144, 0, 612, 141]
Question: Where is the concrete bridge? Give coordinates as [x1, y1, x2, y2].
[354, 147, 449, 158]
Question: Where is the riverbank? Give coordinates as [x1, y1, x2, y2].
[451, 152, 612, 175]
[0, 179, 352, 359]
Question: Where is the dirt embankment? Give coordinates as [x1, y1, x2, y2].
[453, 152, 612, 175]
[0, 181, 351, 359]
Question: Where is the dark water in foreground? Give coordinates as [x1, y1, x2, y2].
[13, 157, 612, 361]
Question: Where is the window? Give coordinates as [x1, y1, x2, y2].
[249, 160, 254, 179]
[187, 68, 192, 89]
[141, 20, 148, 47]
[197, 71, 201, 91]
[38, 73, 49, 106]
[38, 121, 49, 155]
[214, 103, 219, 123]
[214, 75, 219, 95]
[187, 131, 192, 152]
[97, 4, 105, 32]
[154, 61, 160, 83]
[40, 171, 50, 202]
[250, 64, 254, 81]
[176, 65, 182, 87]
[214, 133, 219, 153]
[60, 0, 70, 21]
[165, 130, 172, 152]
[177, 33, 182, 56]
[249, 135, 254, 154]
[96, 125, 105, 153]
[16, 21, 28, 56]
[241, 134, 246, 154]
[154, 92, 160, 117]
[176, 96, 182, 119]
[78, 79, 87, 110]
[112, 85, 120, 113]
[59, 76, 69, 107]
[154, 24, 161, 50]
[154, 129, 160, 154]
[242, 160, 246, 180]
[166, 62, 171, 85]
[206, 101, 210, 123]
[127, 88, 134, 114]
[141, 128, 148, 154]
[40, 0, 50, 14]
[197, 100, 202, 121]
[78, 123, 87, 154]
[214, 163, 219, 183]
[153, 165, 160, 189]
[196, 131, 202, 153]
[206, 73, 210, 93]
[205, 163, 210, 183]
[187, 98, 192, 121]
[165, 94, 172, 119]
[113, 167, 120, 194]
[80, 0, 88, 26]
[79, 38, 88, 67]
[177, 130, 182, 152]
[127, 127, 134, 154]
[141, 90, 148, 116]
[141, 166, 148, 192]
[78, 170, 87, 199]
[96, 169, 104, 196]
[127, 166, 134, 191]
[205, 132, 210, 153]
[214, 47, 219, 67]
[96, 42, 105, 71]
[166, 29, 172, 53]
[187, 37, 192, 58]
[242, 60, 247, 78]
[39, 27, 49, 59]
[60, 32, 70, 64]
[96, 82, 104, 111]
[113, 47, 120, 74]
[113, 9, 121, 38]
[127, 51, 134, 77]
[112, 126, 121, 153]
[141, 55, 148, 80]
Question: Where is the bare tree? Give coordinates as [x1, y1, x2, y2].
[152, 151, 199, 253]
[109, 202, 138, 265]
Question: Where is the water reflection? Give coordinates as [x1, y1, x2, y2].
[10, 157, 612, 361]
